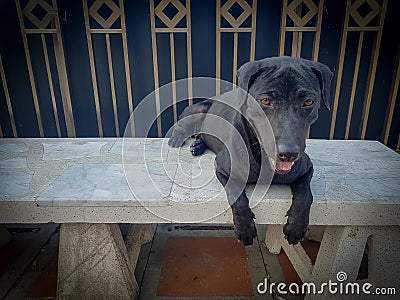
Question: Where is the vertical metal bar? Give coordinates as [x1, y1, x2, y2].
[249, 0, 257, 61]
[0, 53, 17, 137]
[186, 0, 193, 106]
[291, 32, 299, 57]
[397, 134, 400, 151]
[52, 37, 74, 137]
[150, 0, 162, 137]
[15, 0, 44, 137]
[279, 0, 288, 56]
[360, 0, 388, 139]
[329, 0, 351, 139]
[0, 122, 3, 138]
[216, 0, 221, 95]
[170, 33, 177, 123]
[291, 4, 302, 57]
[383, 51, 400, 145]
[52, 0, 76, 137]
[345, 31, 364, 140]
[83, 0, 103, 137]
[297, 32, 303, 57]
[120, 0, 135, 137]
[105, 33, 120, 137]
[312, 0, 324, 61]
[41, 34, 61, 137]
[232, 32, 238, 86]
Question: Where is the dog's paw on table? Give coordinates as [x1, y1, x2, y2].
[190, 139, 206, 156]
[283, 221, 308, 245]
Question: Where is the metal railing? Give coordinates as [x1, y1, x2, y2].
[0, 0, 398, 150]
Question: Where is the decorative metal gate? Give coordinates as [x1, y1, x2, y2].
[0, 0, 399, 149]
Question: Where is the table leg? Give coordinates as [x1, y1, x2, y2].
[265, 224, 314, 282]
[57, 223, 139, 300]
[306, 226, 369, 299]
[265, 224, 285, 254]
[265, 225, 400, 299]
[366, 227, 400, 293]
[125, 224, 154, 270]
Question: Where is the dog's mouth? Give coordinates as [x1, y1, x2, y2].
[269, 158, 295, 175]
[275, 161, 294, 174]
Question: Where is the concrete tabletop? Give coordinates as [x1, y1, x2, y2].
[0, 138, 399, 225]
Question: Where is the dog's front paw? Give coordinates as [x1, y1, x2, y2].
[283, 220, 308, 245]
[233, 211, 257, 246]
[168, 130, 186, 148]
[190, 139, 206, 156]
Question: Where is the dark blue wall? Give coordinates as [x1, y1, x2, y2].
[0, 0, 399, 148]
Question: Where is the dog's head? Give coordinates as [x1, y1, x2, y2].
[237, 56, 333, 174]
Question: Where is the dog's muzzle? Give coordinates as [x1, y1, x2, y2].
[271, 145, 300, 174]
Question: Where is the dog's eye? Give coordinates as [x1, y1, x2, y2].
[303, 99, 315, 107]
[260, 98, 271, 106]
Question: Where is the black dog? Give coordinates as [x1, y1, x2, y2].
[168, 56, 333, 246]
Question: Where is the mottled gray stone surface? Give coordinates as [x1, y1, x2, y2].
[117, 138, 169, 162]
[0, 170, 33, 196]
[38, 163, 176, 206]
[42, 141, 107, 160]
[0, 138, 399, 225]
[305, 140, 400, 202]
[38, 164, 133, 204]
[124, 163, 177, 205]
[0, 157, 27, 169]
[0, 143, 28, 153]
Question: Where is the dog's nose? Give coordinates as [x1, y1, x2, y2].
[278, 152, 298, 162]
[277, 145, 300, 162]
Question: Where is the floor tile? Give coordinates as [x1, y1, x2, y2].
[157, 237, 254, 297]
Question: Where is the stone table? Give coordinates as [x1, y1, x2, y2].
[0, 138, 399, 299]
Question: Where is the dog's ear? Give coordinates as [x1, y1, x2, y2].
[309, 62, 334, 110]
[237, 61, 260, 91]
[237, 59, 277, 92]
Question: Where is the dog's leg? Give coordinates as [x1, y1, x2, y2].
[215, 156, 257, 246]
[190, 136, 206, 156]
[168, 101, 212, 148]
[231, 194, 257, 246]
[283, 165, 313, 245]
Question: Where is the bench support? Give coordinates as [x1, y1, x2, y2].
[125, 224, 154, 270]
[57, 223, 139, 300]
[265, 225, 400, 299]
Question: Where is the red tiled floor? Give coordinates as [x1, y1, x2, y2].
[25, 249, 58, 299]
[157, 237, 254, 297]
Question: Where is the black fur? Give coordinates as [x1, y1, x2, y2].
[168, 57, 333, 246]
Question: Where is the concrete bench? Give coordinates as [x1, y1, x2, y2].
[0, 138, 399, 299]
